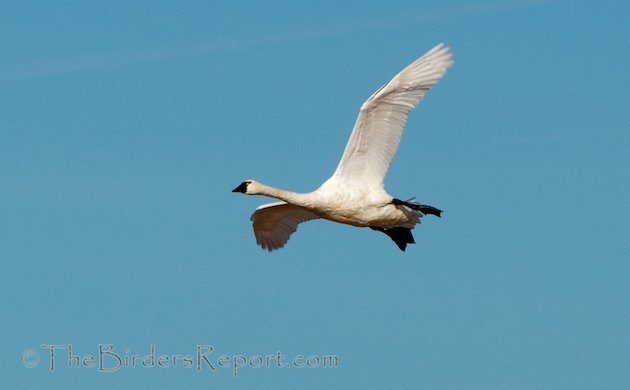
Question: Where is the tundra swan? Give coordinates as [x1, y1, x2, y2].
[233, 43, 453, 251]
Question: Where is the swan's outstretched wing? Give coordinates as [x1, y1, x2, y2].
[250, 202, 320, 251]
[332, 43, 453, 188]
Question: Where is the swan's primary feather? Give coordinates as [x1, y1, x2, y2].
[251, 202, 320, 251]
[332, 43, 453, 189]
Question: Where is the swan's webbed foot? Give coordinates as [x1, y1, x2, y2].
[392, 198, 442, 217]
[370, 226, 415, 252]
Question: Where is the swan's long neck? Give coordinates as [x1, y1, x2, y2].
[255, 183, 312, 207]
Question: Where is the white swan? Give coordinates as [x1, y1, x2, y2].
[233, 43, 453, 251]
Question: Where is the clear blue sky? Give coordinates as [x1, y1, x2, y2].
[2, 1, 629, 388]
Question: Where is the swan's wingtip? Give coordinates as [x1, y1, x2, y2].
[435, 43, 454, 66]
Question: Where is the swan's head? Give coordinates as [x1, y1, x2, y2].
[232, 179, 262, 195]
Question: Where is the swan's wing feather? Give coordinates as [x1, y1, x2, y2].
[250, 202, 320, 251]
[332, 43, 453, 188]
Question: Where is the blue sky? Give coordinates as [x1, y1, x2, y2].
[2, 0, 629, 388]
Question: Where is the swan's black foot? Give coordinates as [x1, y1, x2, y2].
[392, 198, 442, 217]
[370, 226, 415, 252]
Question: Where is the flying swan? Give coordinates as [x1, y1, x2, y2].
[233, 43, 453, 251]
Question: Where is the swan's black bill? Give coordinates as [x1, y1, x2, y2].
[232, 182, 249, 193]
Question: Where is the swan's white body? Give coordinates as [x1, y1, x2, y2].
[234, 43, 453, 251]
